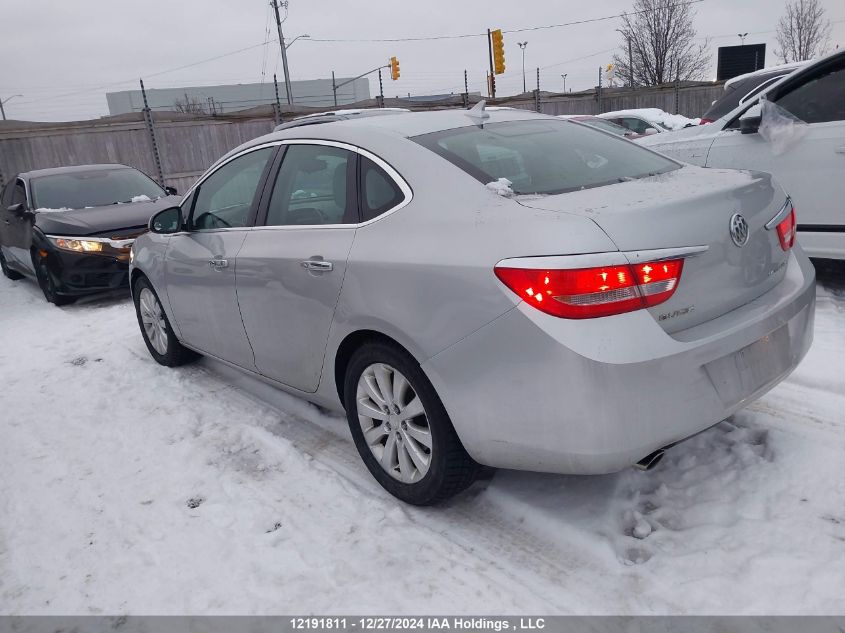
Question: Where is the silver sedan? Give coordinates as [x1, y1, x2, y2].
[129, 107, 815, 505]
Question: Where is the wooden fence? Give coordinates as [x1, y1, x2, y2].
[0, 81, 724, 192]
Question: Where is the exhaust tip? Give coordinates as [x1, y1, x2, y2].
[634, 449, 665, 471]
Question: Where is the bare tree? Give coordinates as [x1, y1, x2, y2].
[774, 0, 831, 63]
[173, 94, 207, 114]
[612, 0, 710, 87]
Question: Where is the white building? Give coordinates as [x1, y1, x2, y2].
[106, 78, 371, 115]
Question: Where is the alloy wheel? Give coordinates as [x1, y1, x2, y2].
[356, 363, 432, 483]
[139, 288, 168, 355]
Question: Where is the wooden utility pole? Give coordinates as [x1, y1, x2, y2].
[271, 0, 294, 105]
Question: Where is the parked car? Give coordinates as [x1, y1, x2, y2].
[599, 108, 700, 135]
[0, 164, 179, 305]
[700, 61, 809, 124]
[558, 114, 642, 138]
[130, 107, 815, 505]
[638, 49, 845, 260]
[274, 108, 409, 132]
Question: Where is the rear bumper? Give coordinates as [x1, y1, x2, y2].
[422, 248, 816, 474]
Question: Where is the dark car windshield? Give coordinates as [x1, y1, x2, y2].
[30, 168, 165, 210]
[412, 119, 678, 195]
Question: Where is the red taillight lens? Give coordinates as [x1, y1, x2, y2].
[495, 259, 684, 319]
[776, 207, 796, 251]
[699, 118, 714, 125]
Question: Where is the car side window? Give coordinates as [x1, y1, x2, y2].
[265, 144, 357, 226]
[190, 147, 274, 231]
[775, 60, 845, 124]
[360, 156, 405, 222]
[624, 118, 650, 134]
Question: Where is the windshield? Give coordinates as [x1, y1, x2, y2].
[31, 168, 165, 210]
[412, 119, 678, 195]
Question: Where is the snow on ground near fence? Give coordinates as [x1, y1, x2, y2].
[0, 271, 844, 614]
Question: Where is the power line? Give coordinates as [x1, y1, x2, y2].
[305, 0, 706, 43]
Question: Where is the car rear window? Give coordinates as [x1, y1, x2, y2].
[412, 119, 678, 195]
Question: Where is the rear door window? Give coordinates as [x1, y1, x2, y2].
[264, 144, 357, 226]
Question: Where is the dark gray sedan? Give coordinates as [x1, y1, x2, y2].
[0, 164, 178, 304]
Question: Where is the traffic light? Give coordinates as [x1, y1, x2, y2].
[390, 56, 400, 81]
[491, 29, 505, 75]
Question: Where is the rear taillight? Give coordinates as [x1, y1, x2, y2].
[776, 206, 796, 251]
[699, 118, 713, 125]
[495, 259, 684, 319]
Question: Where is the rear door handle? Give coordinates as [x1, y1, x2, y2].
[300, 259, 333, 272]
[209, 258, 229, 269]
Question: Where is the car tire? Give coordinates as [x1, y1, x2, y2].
[0, 249, 24, 280]
[34, 259, 75, 306]
[132, 275, 197, 367]
[343, 341, 480, 505]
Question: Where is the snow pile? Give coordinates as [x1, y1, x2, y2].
[602, 108, 701, 130]
[130, 195, 153, 203]
[486, 178, 514, 197]
[0, 271, 844, 614]
[34, 207, 72, 213]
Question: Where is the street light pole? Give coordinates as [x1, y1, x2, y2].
[561, 74, 567, 92]
[518, 42, 528, 93]
[0, 94, 22, 121]
[285, 34, 310, 50]
[271, 0, 294, 105]
[738, 32, 749, 45]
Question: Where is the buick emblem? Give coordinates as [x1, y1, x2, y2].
[729, 213, 749, 247]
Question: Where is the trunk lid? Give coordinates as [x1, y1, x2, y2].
[517, 166, 789, 333]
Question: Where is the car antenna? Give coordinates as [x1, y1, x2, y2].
[465, 100, 489, 126]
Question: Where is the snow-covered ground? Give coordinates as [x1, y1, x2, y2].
[1, 266, 844, 615]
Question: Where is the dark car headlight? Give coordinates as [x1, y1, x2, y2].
[49, 237, 106, 253]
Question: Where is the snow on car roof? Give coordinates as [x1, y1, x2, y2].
[598, 108, 700, 131]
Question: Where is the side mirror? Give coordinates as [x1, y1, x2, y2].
[740, 103, 762, 135]
[149, 206, 182, 234]
[644, 127, 659, 136]
[7, 203, 33, 219]
[164, 186, 178, 196]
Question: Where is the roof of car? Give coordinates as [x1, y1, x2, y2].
[273, 108, 411, 131]
[269, 107, 551, 140]
[19, 163, 132, 180]
[724, 60, 809, 89]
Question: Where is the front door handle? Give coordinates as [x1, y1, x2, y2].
[836, 146, 845, 155]
[209, 258, 229, 269]
[300, 259, 333, 272]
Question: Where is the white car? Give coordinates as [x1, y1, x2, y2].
[638, 50, 845, 260]
[599, 108, 700, 135]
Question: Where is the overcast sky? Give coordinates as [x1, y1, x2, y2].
[2, 0, 844, 121]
